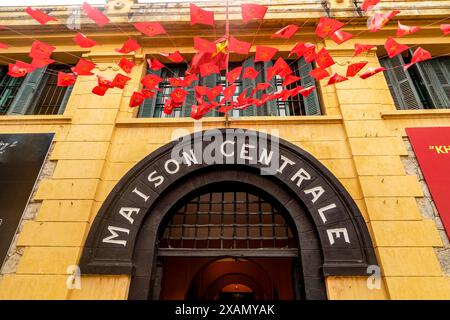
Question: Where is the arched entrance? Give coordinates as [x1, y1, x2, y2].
[79, 128, 378, 300]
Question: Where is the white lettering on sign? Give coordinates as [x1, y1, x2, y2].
[326, 228, 350, 245]
[165, 159, 180, 174]
[102, 226, 130, 246]
[304, 186, 325, 203]
[119, 207, 140, 224]
[147, 171, 164, 188]
[220, 140, 235, 157]
[132, 188, 150, 202]
[182, 149, 199, 166]
[0, 141, 18, 154]
[291, 168, 311, 187]
[240, 144, 256, 161]
[318, 203, 337, 223]
[258, 148, 273, 166]
[277, 155, 295, 174]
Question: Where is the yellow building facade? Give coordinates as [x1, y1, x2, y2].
[0, 0, 449, 300]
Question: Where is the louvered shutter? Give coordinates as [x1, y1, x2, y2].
[0, 67, 25, 115]
[182, 78, 198, 117]
[298, 57, 321, 115]
[58, 85, 74, 115]
[380, 56, 423, 110]
[416, 58, 450, 108]
[262, 60, 278, 116]
[8, 66, 47, 115]
[242, 56, 258, 117]
[138, 68, 163, 118]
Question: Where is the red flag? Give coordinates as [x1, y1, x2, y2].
[404, 47, 432, 70]
[315, 48, 335, 69]
[330, 30, 354, 45]
[310, 68, 329, 81]
[360, 67, 385, 79]
[73, 58, 96, 76]
[117, 58, 135, 74]
[133, 22, 166, 37]
[170, 88, 188, 105]
[82, 2, 109, 27]
[273, 57, 292, 77]
[346, 62, 368, 77]
[0, 42, 8, 49]
[228, 36, 251, 55]
[184, 73, 199, 86]
[8, 63, 28, 78]
[73, 33, 96, 48]
[141, 89, 156, 98]
[57, 72, 76, 87]
[223, 84, 237, 101]
[315, 17, 344, 38]
[15, 61, 35, 73]
[191, 103, 210, 120]
[327, 73, 348, 86]
[354, 43, 375, 56]
[227, 66, 242, 83]
[129, 92, 145, 108]
[254, 46, 278, 63]
[141, 74, 163, 89]
[272, 25, 299, 39]
[194, 37, 216, 53]
[396, 21, 420, 37]
[303, 47, 317, 63]
[25, 7, 57, 25]
[441, 24, 450, 36]
[241, 3, 267, 24]
[190, 3, 214, 27]
[92, 85, 108, 96]
[200, 63, 220, 77]
[282, 74, 300, 87]
[384, 37, 409, 58]
[169, 78, 185, 87]
[116, 38, 140, 54]
[206, 85, 222, 102]
[31, 57, 54, 68]
[251, 82, 271, 96]
[111, 73, 131, 89]
[243, 67, 259, 79]
[29, 40, 55, 59]
[161, 51, 185, 63]
[299, 86, 316, 97]
[97, 75, 114, 89]
[289, 42, 316, 60]
[369, 10, 400, 32]
[361, 0, 380, 11]
[147, 58, 165, 71]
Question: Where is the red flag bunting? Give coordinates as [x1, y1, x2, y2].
[117, 58, 135, 74]
[299, 86, 316, 97]
[200, 63, 220, 77]
[251, 82, 271, 96]
[31, 57, 54, 68]
[92, 85, 108, 96]
[129, 91, 145, 108]
[141, 73, 163, 89]
[310, 68, 330, 81]
[272, 25, 299, 39]
[346, 62, 368, 77]
[441, 24, 450, 36]
[396, 21, 420, 37]
[228, 36, 251, 55]
[25, 7, 57, 25]
[359, 67, 385, 79]
[369, 10, 400, 32]
[8, 63, 29, 78]
[147, 58, 165, 71]
[73, 33, 96, 48]
[82, 2, 109, 27]
[116, 38, 141, 54]
[206, 86, 222, 102]
[354, 43, 375, 56]
[330, 30, 354, 45]
[141, 89, 156, 98]
[241, 3, 267, 24]
[133, 22, 166, 37]
[190, 3, 214, 27]
[254, 46, 278, 63]
[57, 72, 76, 87]
[161, 51, 185, 63]
[194, 37, 216, 53]
[169, 78, 185, 87]
[223, 84, 237, 102]
[73, 58, 96, 75]
[29, 40, 55, 59]
[282, 74, 300, 87]
[112, 73, 131, 89]
[315, 48, 335, 69]
[184, 73, 199, 86]
[315, 17, 344, 38]
[170, 88, 188, 105]
[227, 66, 243, 83]
[273, 57, 292, 77]
[327, 73, 348, 86]
[404, 47, 432, 70]
[361, 0, 381, 11]
[243, 67, 259, 79]
[0, 42, 8, 49]
[384, 37, 409, 58]
[97, 75, 114, 89]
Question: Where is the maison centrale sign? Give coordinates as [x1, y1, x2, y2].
[81, 129, 376, 276]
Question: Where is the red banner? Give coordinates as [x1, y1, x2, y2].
[406, 127, 450, 239]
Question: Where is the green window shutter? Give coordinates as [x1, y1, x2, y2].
[182, 78, 199, 117]
[7, 66, 47, 115]
[416, 57, 450, 108]
[298, 57, 321, 115]
[202, 73, 219, 117]
[138, 69, 163, 118]
[58, 85, 73, 115]
[0, 67, 25, 115]
[262, 60, 278, 116]
[242, 56, 258, 117]
[380, 56, 423, 110]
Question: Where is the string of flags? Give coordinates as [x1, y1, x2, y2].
[0, 2, 448, 119]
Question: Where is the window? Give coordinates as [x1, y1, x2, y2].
[138, 57, 322, 118]
[380, 53, 450, 109]
[0, 64, 73, 115]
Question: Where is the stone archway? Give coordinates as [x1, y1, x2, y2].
[79, 128, 377, 300]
